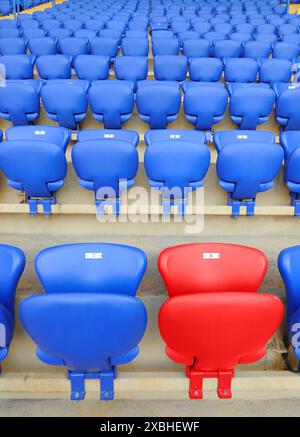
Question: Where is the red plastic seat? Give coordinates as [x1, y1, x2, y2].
[158, 243, 284, 399]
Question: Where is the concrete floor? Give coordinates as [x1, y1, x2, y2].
[0, 398, 300, 417]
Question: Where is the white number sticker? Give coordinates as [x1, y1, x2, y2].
[84, 253, 103, 260]
[202, 253, 221, 260]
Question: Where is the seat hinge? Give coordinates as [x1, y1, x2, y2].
[290, 192, 300, 216]
[27, 195, 56, 216]
[227, 194, 255, 217]
[188, 368, 234, 400]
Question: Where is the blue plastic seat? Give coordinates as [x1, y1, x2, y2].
[280, 131, 300, 214]
[36, 55, 71, 80]
[63, 19, 83, 33]
[6, 125, 71, 151]
[272, 42, 299, 61]
[84, 19, 105, 32]
[0, 28, 20, 39]
[212, 39, 242, 58]
[74, 55, 109, 82]
[189, 57, 223, 82]
[151, 30, 174, 39]
[283, 34, 300, 45]
[275, 84, 300, 131]
[20, 243, 147, 400]
[178, 31, 199, 47]
[230, 84, 275, 129]
[255, 33, 278, 45]
[214, 22, 234, 36]
[72, 130, 139, 214]
[99, 29, 122, 44]
[144, 129, 210, 214]
[278, 23, 298, 40]
[128, 20, 148, 31]
[259, 59, 293, 84]
[182, 39, 210, 57]
[192, 22, 212, 35]
[22, 28, 46, 40]
[41, 19, 62, 32]
[243, 41, 272, 59]
[136, 81, 181, 129]
[224, 58, 259, 83]
[183, 82, 228, 130]
[154, 55, 187, 82]
[125, 30, 148, 39]
[235, 23, 255, 34]
[152, 37, 180, 55]
[121, 38, 149, 56]
[0, 55, 34, 79]
[28, 37, 57, 56]
[20, 20, 40, 31]
[90, 37, 119, 61]
[203, 31, 227, 45]
[74, 29, 97, 42]
[0, 131, 68, 214]
[256, 23, 276, 34]
[58, 37, 89, 64]
[88, 80, 134, 129]
[0, 81, 40, 125]
[278, 246, 300, 356]
[214, 129, 276, 153]
[0, 244, 25, 370]
[47, 28, 72, 41]
[0, 37, 26, 55]
[216, 141, 283, 216]
[114, 56, 148, 90]
[41, 80, 88, 130]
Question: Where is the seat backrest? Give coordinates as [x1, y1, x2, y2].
[216, 141, 284, 199]
[235, 22, 254, 34]
[259, 59, 293, 83]
[136, 82, 181, 128]
[121, 38, 149, 56]
[90, 37, 119, 57]
[20, 293, 147, 371]
[182, 39, 210, 57]
[48, 28, 72, 40]
[63, 19, 83, 32]
[230, 86, 275, 129]
[276, 88, 300, 131]
[28, 37, 57, 56]
[152, 38, 180, 56]
[0, 38, 26, 55]
[159, 291, 283, 371]
[0, 55, 33, 79]
[74, 55, 109, 81]
[280, 131, 300, 159]
[59, 37, 88, 58]
[154, 55, 187, 81]
[0, 140, 67, 197]
[35, 243, 147, 296]
[84, 19, 105, 32]
[243, 41, 272, 58]
[114, 56, 148, 84]
[6, 125, 71, 151]
[213, 39, 242, 58]
[214, 130, 275, 152]
[72, 136, 139, 197]
[0, 84, 40, 125]
[189, 57, 223, 81]
[36, 55, 71, 80]
[224, 58, 258, 82]
[144, 133, 210, 192]
[159, 243, 268, 297]
[272, 42, 299, 60]
[74, 29, 97, 42]
[278, 245, 300, 329]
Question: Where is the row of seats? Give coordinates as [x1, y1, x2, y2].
[0, 0, 46, 15]
[1, 36, 299, 60]
[2, 126, 300, 217]
[1, 78, 299, 132]
[3, 241, 297, 400]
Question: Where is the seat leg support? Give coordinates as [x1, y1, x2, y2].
[228, 194, 255, 217]
[27, 195, 56, 216]
[290, 192, 300, 216]
[68, 369, 115, 401]
[188, 369, 234, 400]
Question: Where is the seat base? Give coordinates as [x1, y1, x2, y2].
[187, 367, 234, 400]
[68, 368, 116, 401]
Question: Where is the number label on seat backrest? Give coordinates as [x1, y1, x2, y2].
[84, 252, 103, 260]
[202, 252, 220, 260]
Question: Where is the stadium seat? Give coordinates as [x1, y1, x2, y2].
[256, 23, 276, 34]
[125, 30, 148, 39]
[275, 84, 300, 131]
[0, 55, 34, 79]
[182, 39, 210, 57]
[152, 38, 180, 56]
[230, 85, 275, 129]
[72, 130, 139, 214]
[63, 19, 83, 33]
[0, 29, 20, 39]
[88, 80, 135, 129]
[259, 59, 293, 84]
[136, 81, 181, 129]
[144, 130, 210, 214]
[189, 57, 223, 82]
[74, 55, 110, 81]
[278, 246, 300, 354]
[278, 23, 298, 40]
[0, 244, 25, 370]
[36, 55, 71, 80]
[5, 125, 71, 151]
[0, 81, 40, 125]
[47, 28, 72, 41]
[20, 243, 147, 400]
[183, 82, 228, 130]
[84, 19, 105, 32]
[214, 23, 234, 36]
[272, 42, 299, 61]
[121, 38, 149, 56]
[280, 131, 300, 214]
[28, 37, 57, 56]
[224, 58, 259, 83]
[214, 129, 276, 153]
[0, 38, 26, 55]
[283, 33, 300, 45]
[41, 80, 88, 130]
[243, 41, 272, 59]
[90, 37, 119, 61]
[216, 140, 283, 216]
[41, 19, 62, 32]
[235, 22, 254, 34]
[0, 128, 69, 214]
[114, 56, 148, 90]
[255, 33, 278, 44]
[58, 37, 89, 64]
[212, 39, 242, 58]
[158, 243, 284, 399]
[154, 55, 188, 82]
[74, 29, 97, 42]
